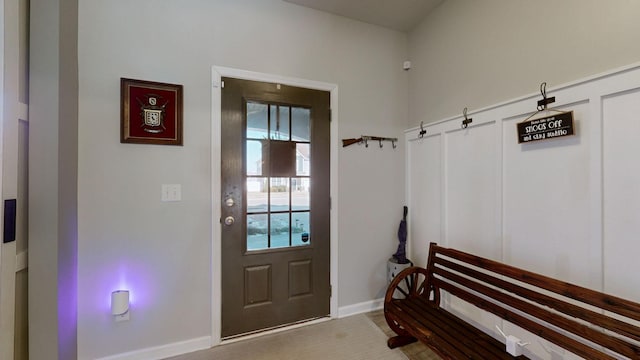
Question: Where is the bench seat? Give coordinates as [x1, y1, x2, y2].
[387, 296, 526, 359]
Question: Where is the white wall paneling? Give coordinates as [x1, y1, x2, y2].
[445, 121, 500, 259]
[602, 88, 640, 303]
[405, 63, 640, 360]
[406, 134, 441, 269]
[503, 100, 592, 286]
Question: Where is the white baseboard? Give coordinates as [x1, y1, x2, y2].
[95, 299, 383, 359]
[337, 298, 384, 318]
[95, 336, 211, 360]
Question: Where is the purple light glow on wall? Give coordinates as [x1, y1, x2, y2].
[103, 261, 155, 313]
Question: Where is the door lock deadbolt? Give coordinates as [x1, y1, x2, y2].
[224, 216, 235, 226]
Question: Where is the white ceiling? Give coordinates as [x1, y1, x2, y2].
[283, 0, 444, 32]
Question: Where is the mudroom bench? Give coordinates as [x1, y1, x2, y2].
[384, 242, 640, 359]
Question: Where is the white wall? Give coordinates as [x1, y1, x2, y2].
[406, 63, 640, 360]
[77, 1, 408, 358]
[29, 0, 79, 359]
[408, 0, 640, 125]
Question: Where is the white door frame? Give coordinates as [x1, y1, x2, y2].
[1, 0, 20, 357]
[0, 0, 6, 353]
[211, 66, 339, 345]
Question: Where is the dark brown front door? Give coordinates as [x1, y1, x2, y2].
[221, 77, 331, 338]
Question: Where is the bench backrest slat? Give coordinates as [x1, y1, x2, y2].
[433, 278, 619, 360]
[428, 243, 640, 360]
[434, 256, 640, 343]
[434, 266, 639, 359]
[435, 245, 640, 322]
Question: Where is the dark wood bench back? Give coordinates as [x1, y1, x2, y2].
[426, 242, 640, 360]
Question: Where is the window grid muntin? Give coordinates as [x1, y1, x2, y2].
[246, 101, 311, 251]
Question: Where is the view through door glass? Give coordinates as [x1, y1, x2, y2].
[221, 77, 330, 338]
[246, 102, 311, 250]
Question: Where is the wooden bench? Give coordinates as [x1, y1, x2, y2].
[384, 242, 640, 359]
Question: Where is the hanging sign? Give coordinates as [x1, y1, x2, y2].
[517, 111, 574, 144]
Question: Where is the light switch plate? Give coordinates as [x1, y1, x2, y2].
[162, 184, 182, 202]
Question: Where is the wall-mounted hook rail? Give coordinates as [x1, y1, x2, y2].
[536, 82, 555, 111]
[342, 135, 398, 149]
[419, 121, 426, 138]
[461, 107, 473, 129]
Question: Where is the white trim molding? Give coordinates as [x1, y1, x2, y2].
[15, 250, 27, 272]
[337, 298, 384, 318]
[210, 66, 339, 346]
[94, 336, 211, 360]
[18, 102, 28, 122]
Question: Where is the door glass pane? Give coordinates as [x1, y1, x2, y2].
[270, 178, 290, 212]
[270, 213, 290, 249]
[245, 101, 315, 252]
[247, 214, 268, 251]
[246, 140, 263, 176]
[247, 102, 268, 139]
[292, 212, 310, 247]
[247, 178, 267, 213]
[291, 178, 310, 211]
[292, 107, 310, 141]
[270, 105, 290, 141]
[296, 143, 310, 176]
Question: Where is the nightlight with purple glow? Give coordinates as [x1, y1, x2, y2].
[111, 290, 130, 321]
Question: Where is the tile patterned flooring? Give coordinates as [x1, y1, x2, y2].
[366, 310, 441, 360]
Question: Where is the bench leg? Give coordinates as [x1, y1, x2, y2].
[387, 335, 418, 349]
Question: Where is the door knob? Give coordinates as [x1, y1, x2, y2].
[224, 216, 235, 226]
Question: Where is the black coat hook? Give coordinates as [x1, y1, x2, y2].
[419, 121, 426, 138]
[536, 82, 555, 111]
[461, 107, 473, 129]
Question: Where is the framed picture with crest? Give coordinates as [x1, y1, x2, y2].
[121, 78, 183, 145]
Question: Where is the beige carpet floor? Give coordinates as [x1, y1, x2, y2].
[165, 314, 408, 360]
